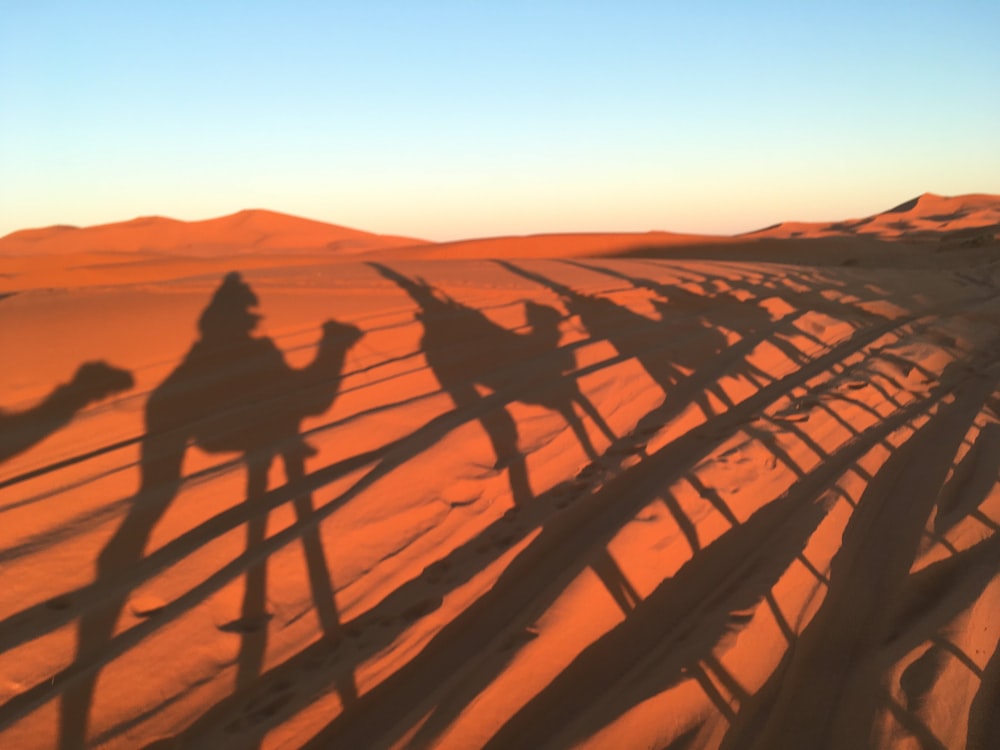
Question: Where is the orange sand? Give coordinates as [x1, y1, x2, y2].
[1, 195, 998, 749]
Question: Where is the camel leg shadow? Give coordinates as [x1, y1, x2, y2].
[283, 448, 358, 705]
[230, 455, 273, 695]
[552, 391, 618, 464]
[59, 432, 185, 750]
[590, 549, 641, 614]
[446, 381, 532, 506]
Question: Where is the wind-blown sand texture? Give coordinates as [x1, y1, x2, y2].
[1, 194, 999, 749]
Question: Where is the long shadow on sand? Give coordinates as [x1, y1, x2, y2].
[0, 269, 671, 744]
[6, 262, 989, 749]
[146, 262, 811, 748]
[157, 261, 988, 749]
[968, 636, 1000, 748]
[371, 262, 617, 506]
[134, 269, 999, 748]
[488, 358, 999, 749]
[297, 267, 953, 749]
[373, 263, 653, 627]
[57, 272, 362, 749]
[718, 361, 1000, 750]
[498, 260, 732, 422]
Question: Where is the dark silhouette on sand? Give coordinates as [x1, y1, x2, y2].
[0, 362, 133, 463]
[497, 261, 730, 420]
[59, 272, 362, 749]
[372, 263, 616, 506]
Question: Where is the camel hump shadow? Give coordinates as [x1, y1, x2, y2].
[371, 263, 616, 486]
[372, 264, 566, 390]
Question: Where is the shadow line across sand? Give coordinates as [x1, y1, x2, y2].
[300, 273, 995, 749]
[719, 362, 1000, 750]
[14, 262, 815, 745]
[2, 263, 997, 750]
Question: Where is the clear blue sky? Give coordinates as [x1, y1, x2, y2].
[1, 1, 997, 241]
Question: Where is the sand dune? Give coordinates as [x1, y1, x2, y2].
[1, 198, 999, 749]
[0, 210, 423, 257]
[747, 192, 1000, 241]
[0, 211, 425, 292]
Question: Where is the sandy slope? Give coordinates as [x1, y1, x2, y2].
[1, 199, 999, 750]
[747, 192, 1000, 241]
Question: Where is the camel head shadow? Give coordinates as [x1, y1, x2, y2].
[302, 319, 364, 420]
[69, 362, 135, 403]
[0, 360, 134, 464]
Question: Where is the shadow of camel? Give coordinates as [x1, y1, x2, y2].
[371, 262, 616, 507]
[497, 261, 730, 420]
[0, 362, 133, 463]
[59, 272, 362, 749]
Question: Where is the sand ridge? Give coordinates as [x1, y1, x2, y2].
[746, 192, 1000, 242]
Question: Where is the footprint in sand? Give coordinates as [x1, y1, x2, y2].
[217, 612, 273, 634]
[248, 693, 294, 723]
[129, 594, 167, 618]
[424, 559, 452, 584]
[499, 627, 540, 652]
[300, 652, 329, 673]
[493, 533, 517, 549]
[244, 680, 296, 725]
[772, 406, 812, 423]
[618, 453, 643, 469]
[44, 595, 72, 611]
[401, 597, 439, 623]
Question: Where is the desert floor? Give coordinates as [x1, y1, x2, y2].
[2, 215, 1000, 749]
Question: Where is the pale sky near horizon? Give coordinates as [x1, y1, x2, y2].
[1, 1, 998, 241]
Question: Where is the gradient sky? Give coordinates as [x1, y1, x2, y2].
[2, 1, 998, 241]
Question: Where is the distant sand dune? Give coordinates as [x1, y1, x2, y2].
[0, 209, 423, 257]
[0, 196, 998, 749]
[744, 192, 1000, 242]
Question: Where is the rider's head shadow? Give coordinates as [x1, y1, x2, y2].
[522, 301, 563, 347]
[198, 271, 262, 342]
